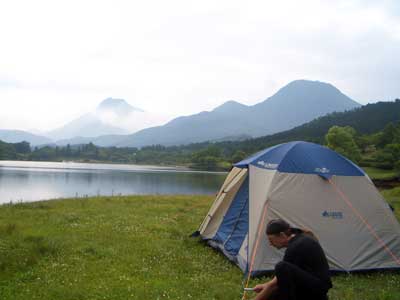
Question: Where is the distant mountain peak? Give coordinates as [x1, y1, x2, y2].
[262, 79, 360, 108]
[46, 97, 169, 141]
[277, 79, 346, 96]
[284, 79, 339, 90]
[97, 97, 144, 113]
[212, 100, 248, 113]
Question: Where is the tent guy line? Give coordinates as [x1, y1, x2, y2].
[328, 178, 400, 266]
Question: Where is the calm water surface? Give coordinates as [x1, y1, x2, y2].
[0, 161, 226, 204]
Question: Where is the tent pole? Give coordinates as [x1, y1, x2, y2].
[242, 201, 269, 299]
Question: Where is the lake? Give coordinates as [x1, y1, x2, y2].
[0, 161, 226, 204]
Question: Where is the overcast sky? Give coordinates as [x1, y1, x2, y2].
[1, 0, 399, 132]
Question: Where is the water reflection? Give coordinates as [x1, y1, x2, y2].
[0, 161, 226, 204]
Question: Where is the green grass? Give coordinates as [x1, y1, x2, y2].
[0, 195, 400, 300]
[363, 167, 398, 180]
[382, 187, 400, 212]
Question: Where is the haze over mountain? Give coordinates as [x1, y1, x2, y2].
[0, 80, 361, 148]
[0, 130, 53, 146]
[48, 113, 127, 141]
[96, 98, 144, 116]
[116, 80, 361, 147]
[47, 98, 168, 141]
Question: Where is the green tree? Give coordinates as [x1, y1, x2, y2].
[230, 150, 247, 163]
[378, 123, 399, 147]
[376, 143, 400, 169]
[13, 141, 31, 154]
[395, 160, 400, 175]
[191, 146, 222, 170]
[66, 144, 72, 157]
[372, 149, 395, 169]
[0, 141, 17, 160]
[30, 146, 57, 161]
[325, 126, 361, 163]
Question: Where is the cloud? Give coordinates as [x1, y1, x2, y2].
[0, 0, 399, 131]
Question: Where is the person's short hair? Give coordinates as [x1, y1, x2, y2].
[266, 219, 290, 235]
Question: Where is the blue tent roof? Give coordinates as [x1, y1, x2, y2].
[234, 141, 365, 178]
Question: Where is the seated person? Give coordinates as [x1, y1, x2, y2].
[253, 219, 332, 300]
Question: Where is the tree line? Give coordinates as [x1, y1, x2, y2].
[0, 122, 399, 172]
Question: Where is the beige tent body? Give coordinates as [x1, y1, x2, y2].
[197, 142, 400, 276]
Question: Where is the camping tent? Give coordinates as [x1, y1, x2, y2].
[196, 141, 400, 276]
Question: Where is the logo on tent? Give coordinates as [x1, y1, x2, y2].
[315, 167, 330, 173]
[256, 161, 278, 169]
[322, 210, 343, 219]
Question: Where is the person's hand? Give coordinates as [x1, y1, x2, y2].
[253, 283, 267, 293]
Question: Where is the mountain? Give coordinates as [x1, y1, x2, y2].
[49, 97, 170, 141]
[242, 99, 400, 148]
[116, 80, 361, 147]
[48, 112, 128, 141]
[96, 97, 144, 116]
[206, 99, 400, 159]
[246, 80, 360, 136]
[0, 129, 53, 146]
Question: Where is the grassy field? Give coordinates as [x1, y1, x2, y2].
[0, 194, 400, 300]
